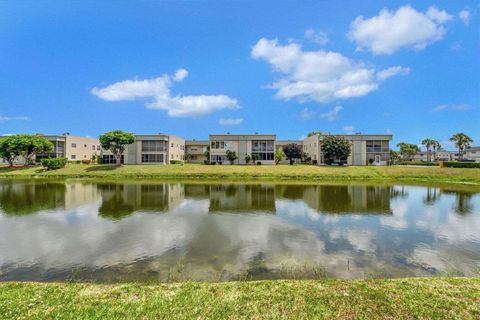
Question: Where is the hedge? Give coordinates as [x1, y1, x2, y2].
[443, 161, 480, 168]
[397, 161, 438, 166]
[41, 157, 68, 170]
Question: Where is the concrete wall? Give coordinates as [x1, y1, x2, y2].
[64, 135, 100, 161]
[167, 135, 185, 163]
[185, 140, 209, 163]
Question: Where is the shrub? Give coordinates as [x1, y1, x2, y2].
[81, 159, 91, 165]
[312, 160, 318, 165]
[397, 161, 438, 166]
[41, 157, 68, 170]
[96, 156, 103, 164]
[257, 161, 262, 165]
[443, 161, 480, 168]
[170, 160, 182, 164]
[203, 160, 210, 165]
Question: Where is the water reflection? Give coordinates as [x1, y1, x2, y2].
[0, 180, 479, 282]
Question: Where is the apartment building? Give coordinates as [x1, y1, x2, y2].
[36, 133, 101, 162]
[413, 151, 458, 162]
[185, 140, 209, 163]
[303, 133, 392, 166]
[102, 134, 185, 164]
[0, 133, 100, 164]
[466, 147, 480, 162]
[209, 134, 276, 164]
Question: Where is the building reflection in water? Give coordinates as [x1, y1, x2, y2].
[1, 181, 477, 219]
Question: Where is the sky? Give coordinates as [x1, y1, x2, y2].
[0, 0, 479, 150]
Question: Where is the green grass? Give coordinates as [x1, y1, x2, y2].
[1, 163, 480, 184]
[1, 278, 479, 319]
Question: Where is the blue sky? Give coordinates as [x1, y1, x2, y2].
[0, 1, 478, 150]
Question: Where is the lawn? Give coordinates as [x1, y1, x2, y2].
[1, 163, 480, 184]
[1, 278, 479, 319]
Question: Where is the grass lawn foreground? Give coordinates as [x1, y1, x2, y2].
[1, 278, 479, 319]
[1, 163, 480, 184]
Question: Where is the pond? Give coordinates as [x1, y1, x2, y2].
[0, 179, 479, 282]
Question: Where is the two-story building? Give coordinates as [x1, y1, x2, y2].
[102, 134, 185, 164]
[209, 134, 276, 164]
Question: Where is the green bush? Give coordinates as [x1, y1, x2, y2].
[443, 161, 480, 168]
[397, 161, 438, 166]
[41, 157, 68, 170]
[170, 160, 182, 164]
[81, 159, 91, 165]
[96, 156, 103, 164]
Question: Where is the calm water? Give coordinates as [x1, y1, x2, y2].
[0, 179, 479, 282]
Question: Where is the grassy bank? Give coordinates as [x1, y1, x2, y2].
[1, 163, 480, 184]
[1, 278, 479, 319]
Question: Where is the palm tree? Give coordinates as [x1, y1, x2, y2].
[450, 133, 473, 161]
[421, 138, 435, 162]
[431, 140, 441, 161]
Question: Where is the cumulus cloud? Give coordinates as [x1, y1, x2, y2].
[91, 69, 239, 117]
[304, 28, 329, 45]
[348, 5, 452, 55]
[376, 66, 411, 80]
[218, 118, 243, 125]
[459, 9, 471, 26]
[320, 105, 342, 121]
[0, 115, 31, 122]
[300, 107, 316, 120]
[251, 38, 408, 104]
[432, 104, 473, 112]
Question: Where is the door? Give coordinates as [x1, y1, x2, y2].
[375, 154, 381, 165]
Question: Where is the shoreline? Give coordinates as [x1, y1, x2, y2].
[1, 164, 480, 185]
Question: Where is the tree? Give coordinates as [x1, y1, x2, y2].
[203, 146, 210, 163]
[396, 142, 420, 161]
[225, 150, 238, 165]
[0, 136, 23, 167]
[321, 136, 351, 165]
[274, 148, 284, 165]
[389, 150, 401, 165]
[307, 131, 322, 137]
[450, 133, 473, 161]
[14, 135, 53, 165]
[282, 143, 302, 165]
[431, 140, 441, 161]
[99, 130, 135, 165]
[245, 154, 251, 164]
[421, 138, 435, 162]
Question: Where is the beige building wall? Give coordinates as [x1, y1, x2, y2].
[185, 140, 209, 163]
[64, 135, 100, 161]
[167, 135, 186, 162]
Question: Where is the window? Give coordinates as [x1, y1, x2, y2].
[171, 154, 173, 159]
[71, 155, 76, 159]
[97, 146, 101, 151]
[141, 154, 164, 163]
[92, 145, 95, 150]
[171, 143, 174, 148]
[211, 141, 225, 149]
[84, 155, 87, 158]
[190, 147, 198, 151]
[71, 143, 76, 148]
[142, 140, 166, 152]
[84, 144, 87, 148]
[366, 140, 390, 164]
[102, 155, 124, 164]
[210, 155, 226, 163]
[252, 140, 274, 161]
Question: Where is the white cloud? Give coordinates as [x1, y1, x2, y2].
[300, 107, 316, 120]
[459, 9, 471, 26]
[320, 105, 342, 121]
[304, 28, 329, 45]
[348, 5, 452, 55]
[376, 66, 410, 81]
[91, 69, 239, 117]
[251, 38, 407, 104]
[218, 118, 243, 126]
[343, 125, 355, 134]
[432, 104, 473, 112]
[0, 115, 31, 122]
